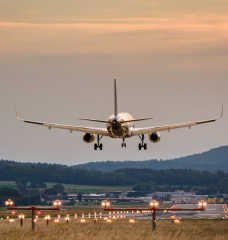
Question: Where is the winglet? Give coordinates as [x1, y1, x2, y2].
[221, 104, 223, 119]
[15, 105, 18, 119]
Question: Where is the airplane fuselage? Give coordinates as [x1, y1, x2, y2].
[107, 112, 134, 138]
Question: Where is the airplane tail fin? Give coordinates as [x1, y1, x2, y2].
[114, 79, 118, 117]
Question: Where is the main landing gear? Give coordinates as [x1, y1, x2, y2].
[138, 134, 147, 150]
[122, 138, 126, 148]
[94, 135, 103, 150]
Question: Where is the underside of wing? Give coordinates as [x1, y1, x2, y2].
[132, 105, 223, 136]
[24, 120, 109, 136]
[15, 107, 109, 136]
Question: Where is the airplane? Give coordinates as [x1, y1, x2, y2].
[15, 79, 223, 150]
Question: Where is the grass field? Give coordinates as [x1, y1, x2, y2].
[0, 181, 16, 189]
[45, 182, 133, 193]
[0, 219, 227, 240]
[0, 180, 206, 193]
[0, 181, 133, 193]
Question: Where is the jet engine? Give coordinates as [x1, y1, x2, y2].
[83, 133, 95, 143]
[149, 132, 161, 143]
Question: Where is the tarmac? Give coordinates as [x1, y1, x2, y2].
[116, 204, 228, 220]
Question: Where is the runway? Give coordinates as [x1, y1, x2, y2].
[106, 204, 228, 220]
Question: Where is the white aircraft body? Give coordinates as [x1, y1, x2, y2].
[16, 80, 223, 150]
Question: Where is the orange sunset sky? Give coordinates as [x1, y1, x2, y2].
[0, 0, 227, 164]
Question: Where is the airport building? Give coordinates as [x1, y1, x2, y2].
[148, 190, 196, 198]
[208, 195, 224, 204]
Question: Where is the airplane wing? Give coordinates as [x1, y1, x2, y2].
[132, 105, 223, 136]
[15, 107, 109, 136]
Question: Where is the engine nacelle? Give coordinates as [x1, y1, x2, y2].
[83, 133, 95, 143]
[149, 132, 161, 143]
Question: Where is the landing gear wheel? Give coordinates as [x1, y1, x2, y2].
[95, 135, 103, 150]
[122, 139, 126, 148]
[144, 143, 147, 150]
[138, 143, 142, 150]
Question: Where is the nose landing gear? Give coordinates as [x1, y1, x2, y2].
[138, 134, 147, 150]
[94, 135, 103, 150]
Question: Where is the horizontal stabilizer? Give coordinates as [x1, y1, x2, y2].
[120, 118, 153, 123]
[78, 118, 110, 123]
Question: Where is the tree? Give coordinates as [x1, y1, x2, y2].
[16, 178, 28, 186]
[30, 195, 41, 205]
[22, 196, 30, 205]
[133, 182, 148, 192]
[52, 184, 65, 193]
[0, 187, 22, 207]
[28, 181, 47, 188]
[29, 188, 40, 195]
[17, 183, 26, 193]
[164, 195, 171, 201]
[77, 192, 82, 201]
[44, 188, 58, 195]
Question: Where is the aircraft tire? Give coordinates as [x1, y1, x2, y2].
[100, 143, 103, 150]
[138, 143, 141, 150]
[144, 143, 147, 150]
[94, 144, 97, 150]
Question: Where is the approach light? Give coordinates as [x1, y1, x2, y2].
[65, 216, 70, 223]
[53, 200, 62, 207]
[198, 201, 207, 208]
[150, 201, 159, 207]
[18, 214, 25, 219]
[101, 201, 110, 208]
[5, 199, 14, 206]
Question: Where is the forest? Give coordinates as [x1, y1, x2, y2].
[0, 161, 228, 194]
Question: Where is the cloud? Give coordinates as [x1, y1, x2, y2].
[0, 15, 227, 59]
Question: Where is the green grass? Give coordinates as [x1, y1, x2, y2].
[0, 181, 16, 189]
[0, 181, 206, 192]
[45, 182, 132, 191]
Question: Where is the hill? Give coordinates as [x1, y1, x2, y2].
[73, 145, 228, 172]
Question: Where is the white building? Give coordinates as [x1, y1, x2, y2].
[147, 190, 196, 198]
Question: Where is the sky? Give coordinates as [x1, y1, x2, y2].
[0, 0, 228, 165]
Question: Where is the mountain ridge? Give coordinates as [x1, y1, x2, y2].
[72, 145, 228, 172]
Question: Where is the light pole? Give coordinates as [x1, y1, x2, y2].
[65, 216, 70, 224]
[46, 215, 50, 226]
[6, 206, 60, 231]
[18, 214, 25, 226]
[150, 201, 159, 231]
